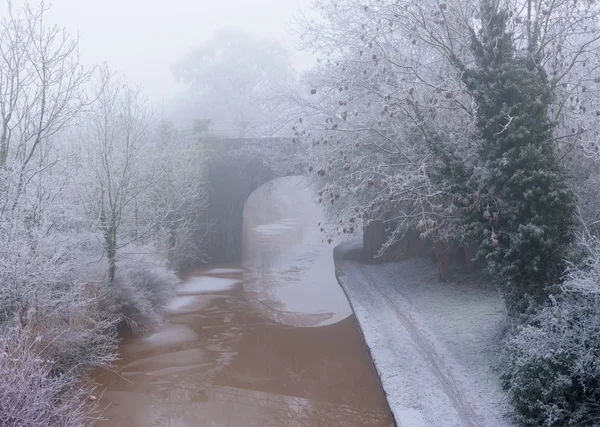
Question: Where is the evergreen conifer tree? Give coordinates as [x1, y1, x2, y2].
[455, 0, 576, 313]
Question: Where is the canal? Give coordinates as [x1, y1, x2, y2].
[95, 177, 393, 426]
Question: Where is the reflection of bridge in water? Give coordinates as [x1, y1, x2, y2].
[94, 177, 393, 427]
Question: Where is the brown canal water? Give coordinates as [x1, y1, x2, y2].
[95, 177, 393, 427]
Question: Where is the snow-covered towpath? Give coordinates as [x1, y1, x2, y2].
[334, 238, 515, 427]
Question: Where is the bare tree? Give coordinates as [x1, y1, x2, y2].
[294, 0, 600, 249]
[80, 67, 159, 281]
[0, 0, 96, 330]
[172, 28, 297, 138]
[0, 1, 91, 217]
[80, 68, 214, 279]
[151, 118, 211, 270]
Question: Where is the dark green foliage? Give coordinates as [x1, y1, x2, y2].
[501, 249, 600, 426]
[444, 0, 576, 313]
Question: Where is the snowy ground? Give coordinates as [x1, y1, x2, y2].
[334, 237, 515, 427]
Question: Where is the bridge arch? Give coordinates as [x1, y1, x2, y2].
[198, 137, 307, 265]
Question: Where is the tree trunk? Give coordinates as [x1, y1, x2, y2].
[463, 243, 478, 274]
[107, 226, 117, 282]
[0, 138, 7, 168]
[101, 209, 118, 283]
[433, 240, 451, 281]
[167, 225, 177, 268]
[107, 241, 116, 282]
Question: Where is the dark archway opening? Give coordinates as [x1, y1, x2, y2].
[184, 137, 306, 268]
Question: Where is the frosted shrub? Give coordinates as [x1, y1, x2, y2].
[0, 325, 100, 427]
[502, 240, 600, 426]
[106, 257, 178, 334]
[39, 286, 119, 378]
[0, 218, 117, 371]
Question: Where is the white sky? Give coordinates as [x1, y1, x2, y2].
[35, 0, 315, 103]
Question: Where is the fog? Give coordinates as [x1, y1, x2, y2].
[2, 0, 600, 425]
[10, 0, 315, 102]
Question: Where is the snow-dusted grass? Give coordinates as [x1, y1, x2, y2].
[334, 238, 514, 426]
[0, 325, 103, 427]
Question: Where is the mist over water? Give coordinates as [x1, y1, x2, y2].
[94, 177, 393, 426]
[2, 0, 589, 424]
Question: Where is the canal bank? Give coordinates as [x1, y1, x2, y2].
[333, 237, 515, 427]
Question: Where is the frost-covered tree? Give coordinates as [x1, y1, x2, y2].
[150, 119, 211, 270]
[294, 1, 472, 250]
[172, 28, 297, 138]
[0, 0, 94, 328]
[0, 1, 91, 212]
[0, 3, 120, 423]
[451, 0, 577, 312]
[0, 1, 214, 422]
[298, 0, 581, 311]
[79, 67, 164, 281]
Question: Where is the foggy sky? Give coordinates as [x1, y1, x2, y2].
[34, 0, 315, 103]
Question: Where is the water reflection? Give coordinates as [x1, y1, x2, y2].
[242, 177, 352, 327]
[95, 176, 393, 426]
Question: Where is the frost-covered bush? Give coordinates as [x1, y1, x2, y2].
[0, 215, 118, 370]
[502, 240, 600, 426]
[0, 325, 100, 427]
[105, 257, 178, 334]
[38, 286, 119, 378]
